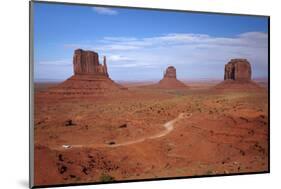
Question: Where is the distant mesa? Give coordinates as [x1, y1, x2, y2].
[214, 59, 262, 90]
[224, 58, 251, 81]
[163, 66, 177, 78]
[49, 49, 126, 96]
[156, 66, 188, 89]
[73, 49, 109, 77]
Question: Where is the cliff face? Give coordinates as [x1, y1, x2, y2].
[157, 66, 187, 89]
[224, 59, 251, 81]
[215, 59, 262, 91]
[73, 49, 108, 77]
[48, 49, 126, 96]
[164, 66, 177, 78]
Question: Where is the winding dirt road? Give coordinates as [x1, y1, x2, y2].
[60, 112, 192, 150]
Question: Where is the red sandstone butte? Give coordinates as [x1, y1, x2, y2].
[157, 66, 188, 89]
[224, 59, 252, 81]
[49, 49, 126, 96]
[215, 59, 262, 91]
[73, 49, 109, 77]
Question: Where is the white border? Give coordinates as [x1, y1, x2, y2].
[1, 0, 280, 189]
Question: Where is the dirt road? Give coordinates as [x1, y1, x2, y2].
[59, 112, 192, 149]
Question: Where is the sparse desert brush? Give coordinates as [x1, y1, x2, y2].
[99, 173, 115, 182]
[206, 170, 213, 175]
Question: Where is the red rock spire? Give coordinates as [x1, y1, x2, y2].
[103, 56, 108, 76]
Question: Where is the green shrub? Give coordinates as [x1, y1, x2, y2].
[99, 173, 115, 182]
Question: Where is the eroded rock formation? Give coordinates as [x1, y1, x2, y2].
[224, 59, 251, 81]
[73, 49, 109, 77]
[215, 59, 261, 91]
[164, 66, 177, 78]
[49, 49, 126, 96]
[157, 66, 187, 89]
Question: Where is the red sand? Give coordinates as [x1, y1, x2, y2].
[214, 80, 263, 91]
[34, 82, 268, 186]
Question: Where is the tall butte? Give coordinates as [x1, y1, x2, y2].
[156, 66, 188, 89]
[214, 59, 262, 90]
[49, 49, 126, 96]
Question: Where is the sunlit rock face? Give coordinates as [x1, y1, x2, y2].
[163, 66, 177, 79]
[73, 49, 108, 77]
[48, 49, 126, 96]
[214, 58, 262, 91]
[224, 59, 251, 81]
[157, 66, 187, 89]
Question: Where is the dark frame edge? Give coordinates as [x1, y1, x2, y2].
[267, 16, 270, 173]
[29, 1, 35, 188]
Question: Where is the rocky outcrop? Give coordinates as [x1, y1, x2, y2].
[49, 49, 126, 96]
[73, 49, 108, 77]
[224, 59, 251, 81]
[157, 66, 187, 89]
[164, 66, 177, 78]
[215, 59, 262, 91]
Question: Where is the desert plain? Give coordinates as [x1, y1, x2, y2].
[34, 78, 268, 186]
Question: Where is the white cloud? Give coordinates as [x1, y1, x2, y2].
[38, 59, 71, 66]
[89, 32, 268, 52]
[91, 7, 118, 15]
[61, 31, 268, 80]
[107, 55, 134, 62]
[102, 44, 141, 51]
[239, 32, 268, 39]
[110, 63, 152, 68]
[103, 37, 137, 41]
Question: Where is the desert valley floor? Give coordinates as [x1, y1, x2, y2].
[34, 81, 268, 186]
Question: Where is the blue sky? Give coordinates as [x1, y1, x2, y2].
[33, 2, 268, 82]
